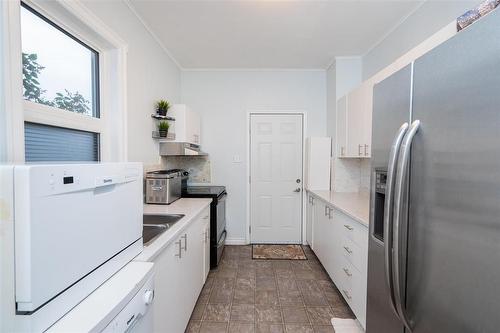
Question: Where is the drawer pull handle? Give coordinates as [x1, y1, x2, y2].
[343, 268, 352, 277]
[342, 289, 352, 300]
[344, 225, 354, 231]
[343, 246, 353, 254]
[181, 234, 188, 251]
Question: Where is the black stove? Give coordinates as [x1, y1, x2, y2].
[182, 185, 227, 268]
[183, 186, 226, 198]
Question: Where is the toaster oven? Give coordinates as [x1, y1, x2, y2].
[145, 169, 187, 204]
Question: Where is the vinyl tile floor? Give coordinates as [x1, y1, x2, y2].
[186, 245, 355, 333]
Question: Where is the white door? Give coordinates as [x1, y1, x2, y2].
[250, 114, 303, 243]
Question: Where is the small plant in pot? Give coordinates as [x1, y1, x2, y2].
[156, 100, 170, 116]
[158, 121, 169, 138]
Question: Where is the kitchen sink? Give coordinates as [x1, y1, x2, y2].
[142, 214, 185, 245]
[143, 214, 185, 225]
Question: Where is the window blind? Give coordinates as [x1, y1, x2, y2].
[25, 122, 99, 162]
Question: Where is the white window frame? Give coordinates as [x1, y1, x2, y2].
[2, 0, 128, 163]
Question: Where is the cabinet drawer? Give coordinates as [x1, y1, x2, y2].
[341, 236, 367, 273]
[338, 256, 366, 325]
[338, 256, 357, 306]
[339, 214, 368, 248]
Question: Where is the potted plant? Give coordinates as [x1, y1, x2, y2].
[156, 100, 170, 116]
[158, 121, 169, 138]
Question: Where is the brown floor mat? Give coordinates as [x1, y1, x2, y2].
[252, 244, 307, 260]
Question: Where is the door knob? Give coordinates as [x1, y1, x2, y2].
[294, 188, 301, 192]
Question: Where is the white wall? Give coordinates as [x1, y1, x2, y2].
[335, 57, 362, 99]
[82, 1, 181, 166]
[362, 0, 480, 80]
[181, 70, 326, 242]
[0, 0, 6, 162]
[326, 65, 336, 140]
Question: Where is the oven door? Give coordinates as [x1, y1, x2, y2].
[216, 193, 227, 242]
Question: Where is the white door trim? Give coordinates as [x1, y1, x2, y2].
[246, 111, 307, 245]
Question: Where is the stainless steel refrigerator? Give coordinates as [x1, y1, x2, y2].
[366, 8, 500, 333]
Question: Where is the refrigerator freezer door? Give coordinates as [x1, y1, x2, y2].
[366, 65, 412, 333]
[407, 9, 500, 333]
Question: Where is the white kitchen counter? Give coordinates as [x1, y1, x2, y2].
[135, 198, 212, 262]
[307, 189, 370, 226]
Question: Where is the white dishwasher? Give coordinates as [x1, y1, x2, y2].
[48, 262, 155, 333]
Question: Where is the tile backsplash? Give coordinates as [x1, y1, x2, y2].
[332, 157, 371, 193]
[161, 156, 212, 184]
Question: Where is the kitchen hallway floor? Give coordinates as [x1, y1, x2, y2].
[186, 245, 355, 333]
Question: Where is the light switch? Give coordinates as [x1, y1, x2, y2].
[232, 155, 242, 163]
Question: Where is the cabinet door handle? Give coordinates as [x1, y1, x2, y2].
[328, 207, 333, 219]
[358, 144, 362, 156]
[341, 146, 345, 156]
[342, 289, 352, 300]
[343, 267, 352, 277]
[324, 206, 328, 217]
[364, 144, 369, 156]
[343, 246, 353, 254]
[343, 224, 354, 231]
[175, 240, 182, 258]
[182, 234, 188, 251]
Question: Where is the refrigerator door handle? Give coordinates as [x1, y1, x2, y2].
[393, 119, 421, 332]
[383, 122, 409, 316]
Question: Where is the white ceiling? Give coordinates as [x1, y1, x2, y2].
[128, 0, 426, 69]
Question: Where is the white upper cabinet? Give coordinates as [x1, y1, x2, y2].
[336, 83, 373, 158]
[169, 104, 201, 145]
[305, 137, 331, 191]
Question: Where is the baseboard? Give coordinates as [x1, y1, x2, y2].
[225, 238, 248, 245]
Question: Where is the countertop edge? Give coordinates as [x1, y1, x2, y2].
[134, 198, 212, 262]
[306, 189, 370, 227]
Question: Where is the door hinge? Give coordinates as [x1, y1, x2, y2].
[249, 225, 251, 234]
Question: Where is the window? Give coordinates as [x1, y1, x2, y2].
[25, 122, 99, 162]
[2, 0, 127, 163]
[21, 3, 99, 117]
[20, 2, 101, 162]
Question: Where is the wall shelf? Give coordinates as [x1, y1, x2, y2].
[151, 114, 175, 121]
[152, 131, 175, 140]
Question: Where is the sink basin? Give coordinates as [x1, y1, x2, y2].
[143, 214, 185, 226]
[142, 214, 185, 245]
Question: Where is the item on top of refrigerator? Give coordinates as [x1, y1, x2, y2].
[457, 0, 499, 30]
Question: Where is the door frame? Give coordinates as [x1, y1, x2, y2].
[246, 111, 307, 245]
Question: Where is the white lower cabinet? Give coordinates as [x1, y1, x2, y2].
[312, 200, 327, 260]
[151, 207, 209, 333]
[309, 196, 368, 329]
[306, 193, 316, 247]
[203, 215, 211, 281]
